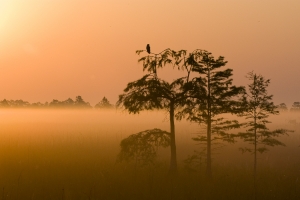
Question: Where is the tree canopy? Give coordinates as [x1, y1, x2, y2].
[176, 49, 244, 178]
[117, 48, 191, 174]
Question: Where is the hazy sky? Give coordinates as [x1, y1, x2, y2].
[0, 0, 299, 106]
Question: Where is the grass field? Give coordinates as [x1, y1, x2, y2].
[0, 110, 299, 199]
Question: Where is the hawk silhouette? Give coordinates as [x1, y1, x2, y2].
[146, 44, 150, 54]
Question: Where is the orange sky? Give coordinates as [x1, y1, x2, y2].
[0, 0, 299, 106]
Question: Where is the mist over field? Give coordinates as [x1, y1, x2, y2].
[1, 1, 300, 199]
[0, 109, 299, 199]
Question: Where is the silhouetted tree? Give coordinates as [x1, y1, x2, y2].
[58, 98, 75, 108]
[95, 96, 113, 109]
[237, 72, 289, 199]
[75, 96, 84, 105]
[0, 99, 31, 108]
[177, 50, 244, 178]
[117, 47, 190, 174]
[118, 128, 170, 167]
[290, 102, 300, 112]
[74, 96, 92, 108]
[49, 99, 63, 107]
[0, 97, 94, 109]
[63, 98, 75, 107]
[0, 99, 48, 108]
[0, 99, 10, 107]
[11, 99, 30, 107]
[31, 102, 45, 108]
[48, 96, 91, 108]
[276, 103, 288, 112]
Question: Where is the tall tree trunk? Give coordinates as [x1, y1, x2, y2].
[206, 69, 212, 178]
[169, 101, 177, 174]
[254, 116, 257, 200]
[254, 125, 257, 180]
[206, 115, 212, 178]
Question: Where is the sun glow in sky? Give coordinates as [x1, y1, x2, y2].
[0, 0, 299, 106]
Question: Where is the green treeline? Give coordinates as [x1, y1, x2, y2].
[0, 96, 114, 109]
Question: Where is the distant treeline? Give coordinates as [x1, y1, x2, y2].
[276, 102, 300, 112]
[1, 97, 299, 111]
[0, 96, 114, 109]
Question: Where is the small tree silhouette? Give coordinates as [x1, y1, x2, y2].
[0, 99, 10, 108]
[118, 128, 170, 167]
[95, 97, 113, 109]
[74, 96, 92, 108]
[276, 103, 288, 112]
[63, 98, 75, 107]
[290, 102, 300, 112]
[238, 71, 290, 199]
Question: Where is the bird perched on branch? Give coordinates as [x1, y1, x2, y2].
[146, 44, 150, 54]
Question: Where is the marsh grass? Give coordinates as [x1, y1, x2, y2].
[0, 110, 299, 199]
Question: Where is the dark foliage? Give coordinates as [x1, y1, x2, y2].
[238, 72, 287, 154]
[0, 96, 92, 109]
[276, 103, 288, 112]
[95, 96, 114, 109]
[237, 71, 291, 199]
[117, 47, 190, 173]
[118, 128, 170, 166]
[176, 49, 244, 178]
[290, 102, 300, 112]
[49, 96, 92, 108]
